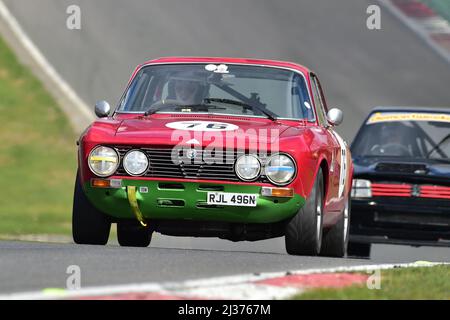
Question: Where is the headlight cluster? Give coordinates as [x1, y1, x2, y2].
[88, 146, 148, 177]
[351, 179, 372, 198]
[235, 155, 261, 181]
[88, 145, 297, 185]
[88, 146, 119, 177]
[235, 153, 296, 186]
[264, 154, 296, 185]
[123, 150, 148, 176]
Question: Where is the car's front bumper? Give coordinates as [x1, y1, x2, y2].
[350, 197, 450, 246]
[83, 178, 305, 224]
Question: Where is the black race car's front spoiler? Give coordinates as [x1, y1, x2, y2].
[350, 197, 450, 247]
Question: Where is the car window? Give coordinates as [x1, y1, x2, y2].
[119, 72, 155, 111]
[117, 64, 314, 120]
[315, 76, 328, 113]
[310, 74, 327, 126]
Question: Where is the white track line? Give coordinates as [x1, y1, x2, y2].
[1, 261, 447, 300]
[378, 0, 450, 65]
[0, 1, 94, 132]
[177, 283, 301, 300]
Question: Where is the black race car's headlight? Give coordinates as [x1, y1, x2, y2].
[88, 146, 119, 177]
[123, 150, 149, 176]
[235, 154, 261, 181]
[264, 153, 296, 186]
[351, 179, 372, 198]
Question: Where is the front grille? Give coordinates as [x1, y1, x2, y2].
[420, 185, 450, 200]
[114, 146, 269, 182]
[375, 162, 427, 174]
[371, 183, 412, 197]
[371, 182, 450, 200]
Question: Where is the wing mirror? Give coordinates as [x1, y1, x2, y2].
[327, 108, 343, 126]
[95, 100, 111, 118]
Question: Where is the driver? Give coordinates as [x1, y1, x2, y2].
[169, 71, 208, 105]
[375, 123, 412, 156]
[174, 78, 201, 104]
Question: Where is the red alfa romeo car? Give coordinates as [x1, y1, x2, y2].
[74, 57, 353, 257]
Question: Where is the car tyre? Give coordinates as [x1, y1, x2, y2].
[320, 194, 351, 257]
[347, 242, 371, 258]
[72, 171, 111, 245]
[285, 168, 324, 255]
[117, 222, 152, 247]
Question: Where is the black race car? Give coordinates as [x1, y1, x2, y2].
[348, 106, 450, 257]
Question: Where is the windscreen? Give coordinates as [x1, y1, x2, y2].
[117, 64, 314, 120]
[351, 112, 450, 161]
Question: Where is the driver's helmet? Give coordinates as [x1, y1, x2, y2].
[377, 122, 412, 156]
[167, 71, 209, 104]
[379, 122, 408, 144]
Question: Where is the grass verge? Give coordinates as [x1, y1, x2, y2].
[0, 35, 77, 235]
[292, 265, 450, 299]
[419, 0, 450, 22]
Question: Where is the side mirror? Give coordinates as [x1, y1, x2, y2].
[95, 100, 111, 118]
[327, 108, 343, 126]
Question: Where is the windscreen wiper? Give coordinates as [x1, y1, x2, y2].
[144, 102, 179, 116]
[204, 98, 277, 121]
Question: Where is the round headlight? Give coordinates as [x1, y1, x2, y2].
[123, 150, 149, 176]
[235, 154, 261, 181]
[264, 154, 296, 185]
[88, 146, 119, 177]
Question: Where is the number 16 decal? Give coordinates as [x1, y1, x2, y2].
[166, 121, 239, 131]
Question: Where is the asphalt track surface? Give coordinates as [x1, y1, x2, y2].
[1, 0, 450, 294]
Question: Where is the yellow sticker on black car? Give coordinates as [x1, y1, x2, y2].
[367, 112, 450, 124]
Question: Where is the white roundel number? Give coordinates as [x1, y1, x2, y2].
[166, 121, 239, 131]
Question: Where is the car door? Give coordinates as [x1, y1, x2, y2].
[310, 74, 342, 215]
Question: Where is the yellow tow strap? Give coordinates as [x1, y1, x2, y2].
[127, 186, 148, 227]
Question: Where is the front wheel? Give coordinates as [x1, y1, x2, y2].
[320, 194, 351, 257]
[72, 171, 111, 245]
[285, 169, 324, 256]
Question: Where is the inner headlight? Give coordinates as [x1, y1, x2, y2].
[351, 179, 372, 198]
[123, 150, 149, 176]
[88, 146, 119, 177]
[264, 153, 296, 186]
[235, 154, 261, 181]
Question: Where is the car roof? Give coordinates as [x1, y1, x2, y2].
[139, 56, 311, 74]
[370, 106, 450, 114]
